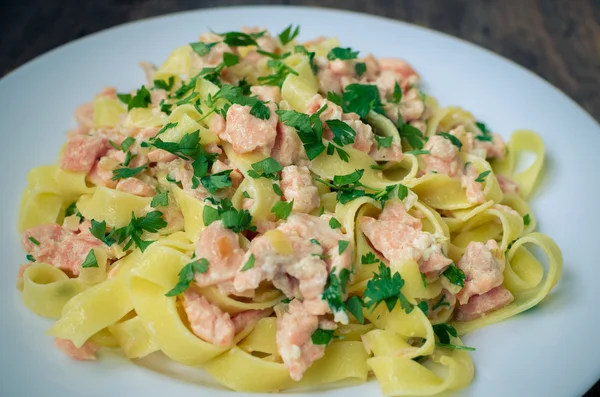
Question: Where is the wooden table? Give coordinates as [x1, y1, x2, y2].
[2, 0, 599, 395]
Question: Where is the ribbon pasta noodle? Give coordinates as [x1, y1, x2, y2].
[15, 26, 562, 396]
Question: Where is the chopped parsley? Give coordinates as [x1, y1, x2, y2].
[242, 191, 251, 199]
[311, 328, 335, 345]
[391, 82, 403, 104]
[475, 135, 493, 142]
[201, 170, 232, 194]
[257, 60, 299, 87]
[28, 236, 40, 246]
[26, 254, 35, 262]
[442, 264, 466, 288]
[276, 108, 326, 160]
[154, 76, 175, 91]
[327, 47, 359, 61]
[476, 121, 491, 135]
[190, 41, 216, 57]
[218, 31, 258, 47]
[523, 213, 531, 226]
[81, 250, 98, 268]
[438, 132, 463, 150]
[120, 137, 135, 152]
[294, 45, 317, 74]
[272, 183, 283, 196]
[431, 294, 451, 311]
[89, 219, 115, 246]
[151, 191, 169, 208]
[278, 24, 300, 46]
[325, 119, 356, 147]
[256, 49, 291, 60]
[475, 170, 491, 183]
[207, 84, 270, 120]
[64, 202, 78, 217]
[108, 211, 167, 252]
[126, 86, 152, 111]
[310, 239, 321, 246]
[345, 295, 365, 324]
[271, 200, 294, 220]
[241, 254, 255, 271]
[341, 83, 384, 117]
[417, 301, 429, 316]
[117, 93, 132, 104]
[364, 262, 413, 314]
[202, 198, 256, 233]
[361, 252, 378, 265]
[405, 149, 430, 155]
[329, 217, 342, 229]
[322, 268, 351, 313]
[433, 323, 476, 351]
[247, 157, 283, 180]
[338, 240, 350, 254]
[111, 163, 147, 181]
[399, 122, 427, 150]
[165, 258, 209, 296]
[355, 62, 366, 77]
[374, 135, 393, 149]
[397, 184, 409, 200]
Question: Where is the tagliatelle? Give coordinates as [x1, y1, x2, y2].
[15, 26, 562, 397]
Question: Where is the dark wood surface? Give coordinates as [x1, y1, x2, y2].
[2, 0, 598, 395]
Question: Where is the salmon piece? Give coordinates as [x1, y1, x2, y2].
[209, 114, 226, 136]
[344, 118, 374, 153]
[455, 286, 514, 321]
[219, 103, 278, 154]
[378, 58, 420, 81]
[250, 86, 281, 103]
[280, 166, 320, 213]
[360, 54, 381, 80]
[22, 224, 73, 264]
[147, 149, 177, 163]
[306, 94, 343, 122]
[74, 102, 94, 134]
[53, 234, 105, 276]
[461, 165, 486, 205]
[116, 178, 155, 197]
[399, 87, 425, 122]
[456, 240, 505, 305]
[422, 135, 461, 176]
[233, 214, 351, 320]
[193, 33, 235, 69]
[162, 159, 209, 201]
[60, 136, 111, 173]
[182, 289, 234, 347]
[276, 299, 325, 381]
[360, 202, 452, 275]
[232, 309, 271, 334]
[369, 143, 404, 162]
[54, 338, 98, 361]
[496, 174, 519, 195]
[271, 113, 308, 167]
[193, 221, 245, 287]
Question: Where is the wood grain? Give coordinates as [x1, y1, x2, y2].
[1, 0, 598, 395]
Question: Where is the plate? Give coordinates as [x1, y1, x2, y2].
[0, 6, 598, 397]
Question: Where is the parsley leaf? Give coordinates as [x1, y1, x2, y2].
[151, 191, 169, 208]
[475, 170, 491, 183]
[257, 60, 299, 87]
[165, 258, 209, 296]
[341, 84, 384, 117]
[64, 202, 79, 218]
[294, 45, 317, 74]
[476, 121, 491, 135]
[345, 295, 365, 324]
[329, 217, 342, 229]
[208, 84, 270, 120]
[475, 135, 493, 142]
[154, 76, 175, 91]
[201, 170, 232, 194]
[248, 157, 283, 180]
[117, 93, 132, 104]
[397, 184, 409, 200]
[417, 301, 429, 316]
[109, 211, 167, 252]
[322, 268, 351, 313]
[241, 254, 255, 271]
[242, 191, 251, 199]
[237, 78, 252, 95]
[361, 252, 378, 265]
[327, 47, 359, 60]
[218, 31, 258, 47]
[276, 109, 326, 160]
[190, 41, 216, 56]
[374, 135, 393, 149]
[338, 240, 350, 254]
[442, 264, 466, 287]
[431, 294, 450, 311]
[278, 24, 300, 46]
[333, 169, 364, 185]
[391, 82, 403, 104]
[256, 49, 291, 60]
[311, 328, 334, 345]
[433, 324, 476, 350]
[438, 132, 463, 150]
[89, 219, 115, 246]
[202, 205, 220, 226]
[310, 239, 321, 246]
[127, 86, 152, 111]
[355, 62, 366, 77]
[364, 262, 413, 313]
[202, 198, 256, 233]
[111, 163, 147, 181]
[272, 183, 283, 196]
[326, 119, 356, 146]
[28, 236, 40, 246]
[523, 213, 531, 226]
[81, 249, 98, 268]
[26, 254, 35, 262]
[405, 149, 430, 155]
[271, 200, 294, 220]
[399, 122, 427, 150]
[120, 137, 135, 152]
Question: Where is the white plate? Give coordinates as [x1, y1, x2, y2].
[0, 6, 598, 397]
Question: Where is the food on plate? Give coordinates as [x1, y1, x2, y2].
[16, 25, 562, 395]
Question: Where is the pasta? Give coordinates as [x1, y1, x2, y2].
[15, 25, 562, 396]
